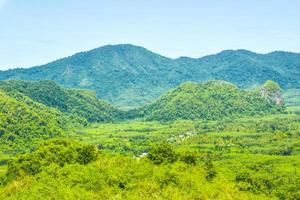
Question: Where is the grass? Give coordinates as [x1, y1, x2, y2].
[68, 120, 197, 155]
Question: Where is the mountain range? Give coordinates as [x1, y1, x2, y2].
[0, 44, 299, 108]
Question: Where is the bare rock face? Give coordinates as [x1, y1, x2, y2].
[259, 80, 284, 105]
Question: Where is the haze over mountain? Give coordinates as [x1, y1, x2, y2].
[0, 44, 299, 108]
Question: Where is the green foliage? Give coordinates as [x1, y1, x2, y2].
[262, 80, 281, 91]
[0, 45, 299, 108]
[0, 89, 77, 153]
[0, 58, 298, 199]
[179, 151, 197, 165]
[0, 149, 274, 200]
[203, 154, 217, 181]
[284, 89, 300, 107]
[0, 112, 299, 199]
[148, 143, 178, 164]
[6, 139, 98, 180]
[139, 81, 284, 121]
[0, 80, 122, 123]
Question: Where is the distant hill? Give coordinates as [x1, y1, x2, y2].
[0, 44, 299, 108]
[0, 80, 122, 123]
[138, 80, 284, 121]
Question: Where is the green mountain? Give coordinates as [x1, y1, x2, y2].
[0, 80, 125, 152]
[0, 44, 299, 108]
[138, 80, 284, 121]
[0, 80, 122, 123]
[0, 89, 73, 153]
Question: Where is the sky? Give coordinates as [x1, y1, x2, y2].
[0, 0, 300, 70]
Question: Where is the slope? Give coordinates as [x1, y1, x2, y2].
[0, 44, 299, 108]
[0, 80, 122, 123]
[139, 80, 284, 121]
[0, 89, 77, 153]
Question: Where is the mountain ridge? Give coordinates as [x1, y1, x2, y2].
[0, 44, 299, 108]
[2, 45, 299, 71]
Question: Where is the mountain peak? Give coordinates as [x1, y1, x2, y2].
[217, 49, 257, 56]
[0, 45, 299, 108]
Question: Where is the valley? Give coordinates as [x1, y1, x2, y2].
[0, 75, 299, 199]
[1, 111, 299, 199]
[1, 1, 300, 199]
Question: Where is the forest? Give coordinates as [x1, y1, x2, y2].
[0, 78, 299, 199]
[1, 0, 300, 198]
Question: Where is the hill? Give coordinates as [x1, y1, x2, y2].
[0, 89, 75, 153]
[138, 80, 284, 121]
[0, 44, 299, 108]
[0, 80, 122, 123]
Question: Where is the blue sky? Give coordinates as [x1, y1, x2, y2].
[0, 0, 300, 69]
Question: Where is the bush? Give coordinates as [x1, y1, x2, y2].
[148, 143, 178, 164]
[6, 139, 98, 180]
[180, 151, 197, 165]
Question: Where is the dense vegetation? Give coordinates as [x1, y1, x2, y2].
[138, 81, 284, 121]
[0, 112, 299, 199]
[0, 80, 122, 123]
[0, 80, 126, 153]
[0, 73, 298, 199]
[284, 89, 300, 107]
[0, 79, 286, 154]
[0, 44, 299, 108]
[0, 89, 75, 153]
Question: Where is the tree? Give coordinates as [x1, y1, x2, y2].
[148, 143, 178, 164]
[180, 151, 197, 165]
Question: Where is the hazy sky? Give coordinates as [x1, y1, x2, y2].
[1, 0, 300, 69]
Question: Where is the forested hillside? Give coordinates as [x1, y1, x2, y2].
[0, 44, 299, 108]
[0, 89, 73, 152]
[139, 80, 284, 121]
[0, 80, 122, 123]
[0, 80, 127, 153]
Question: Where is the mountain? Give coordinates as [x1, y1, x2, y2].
[138, 80, 284, 121]
[0, 89, 73, 153]
[0, 80, 124, 153]
[0, 44, 299, 108]
[0, 80, 122, 123]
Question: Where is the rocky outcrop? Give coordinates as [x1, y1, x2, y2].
[259, 80, 284, 105]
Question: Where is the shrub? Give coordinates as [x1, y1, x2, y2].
[6, 139, 98, 180]
[148, 143, 178, 164]
[180, 151, 197, 165]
